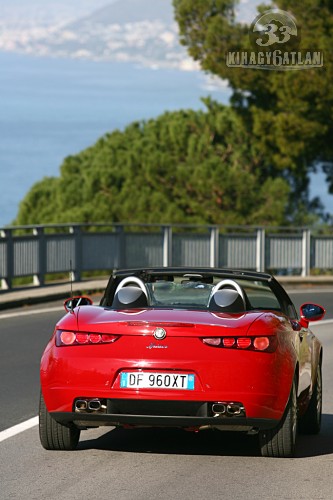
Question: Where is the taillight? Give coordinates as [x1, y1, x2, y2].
[76, 333, 89, 344]
[60, 331, 76, 345]
[203, 337, 221, 346]
[222, 338, 235, 348]
[56, 330, 119, 347]
[202, 336, 276, 352]
[253, 336, 270, 351]
[237, 338, 252, 349]
[90, 333, 102, 344]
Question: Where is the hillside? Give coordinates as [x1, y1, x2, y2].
[71, 0, 175, 26]
[0, 0, 194, 70]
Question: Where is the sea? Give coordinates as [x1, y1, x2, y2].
[0, 51, 331, 227]
[0, 51, 233, 227]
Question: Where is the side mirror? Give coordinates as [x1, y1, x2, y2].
[64, 296, 93, 312]
[299, 303, 326, 328]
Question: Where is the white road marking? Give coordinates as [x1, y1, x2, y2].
[0, 306, 63, 320]
[0, 302, 99, 320]
[0, 416, 38, 443]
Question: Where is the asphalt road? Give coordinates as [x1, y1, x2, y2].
[1, 290, 333, 499]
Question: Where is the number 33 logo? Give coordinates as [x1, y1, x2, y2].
[251, 10, 298, 49]
[256, 23, 293, 47]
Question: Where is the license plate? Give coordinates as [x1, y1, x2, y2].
[120, 372, 195, 390]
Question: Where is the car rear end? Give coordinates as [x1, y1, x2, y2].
[40, 307, 296, 434]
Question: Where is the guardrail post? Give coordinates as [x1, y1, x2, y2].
[256, 228, 266, 272]
[1, 229, 13, 290]
[33, 227, 46, 286]
[163, 225, 172, 267]
[302, 228, 311, 277]
[210, 226, 219, 268]
[70, 225, 82, 282]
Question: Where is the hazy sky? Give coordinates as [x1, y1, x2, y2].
[0, 0, 261, 24]
[0, 0, 109, 9]
[0, 0, 112, 23]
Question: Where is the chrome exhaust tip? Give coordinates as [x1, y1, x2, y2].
[211, 403, 226, 416]
[211, 401, 245, 418]
[75, 399, 88, 412]
[226, 403, 244, 416]
[88, 399, 102, 411]
[75, 398, 107, 413]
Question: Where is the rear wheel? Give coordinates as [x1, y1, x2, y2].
[299, 363, 322, 434]
[39, 393, 80, 451]
[259, 379, 297, 458]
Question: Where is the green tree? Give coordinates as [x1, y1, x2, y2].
[15, 177, 61, 225]
[14, 102, 290, 226]
[173, 0, 333, 213]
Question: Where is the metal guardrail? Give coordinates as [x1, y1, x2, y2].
[0, 223, 332, 290]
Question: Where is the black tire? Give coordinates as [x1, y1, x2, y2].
[299, 363, 322, 435]
[259, 379, 298, 458]
[39, 393, 80, 451]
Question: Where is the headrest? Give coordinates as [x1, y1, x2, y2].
[209, 289, 245, 313]
[112, 286, 148, 309]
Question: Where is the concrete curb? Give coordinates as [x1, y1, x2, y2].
[0, 279, 108, 311]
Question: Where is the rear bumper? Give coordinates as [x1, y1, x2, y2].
[51, 411, 278, 431]
[51, 398, 279, 431]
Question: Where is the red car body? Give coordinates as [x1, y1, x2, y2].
[39, 268, 325, 457]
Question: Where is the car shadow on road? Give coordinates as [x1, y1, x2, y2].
[79, 427, 261, 456]
[78, 413, 333, 458]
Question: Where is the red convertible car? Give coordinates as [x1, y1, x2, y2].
[39, 268, 325, 457]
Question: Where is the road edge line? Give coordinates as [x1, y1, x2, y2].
[0, 306, 63, 320]
[0, 416, 38, 443]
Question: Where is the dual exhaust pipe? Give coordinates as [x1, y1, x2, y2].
[74, 399, 244, 417]
[75, 398, 106, 413]
[211, 402, 245, 417]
